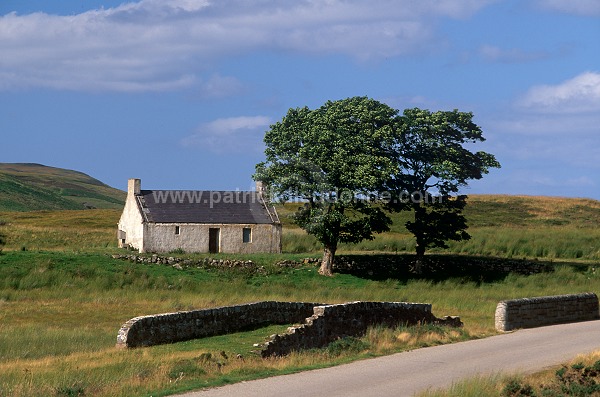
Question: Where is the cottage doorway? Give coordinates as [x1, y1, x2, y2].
[209, 228, 220, 253]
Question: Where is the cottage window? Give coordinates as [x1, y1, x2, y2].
[175, 226, 180, 235]
[242, 227, 252, 243]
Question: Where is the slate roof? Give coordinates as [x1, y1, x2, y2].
[137, 190, 277, 224]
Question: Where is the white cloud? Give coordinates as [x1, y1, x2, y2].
[518, 72, 600, 113]
[196, 74, 245, 99]
[499, 170, 596, 192]
[484, 119, 600, 172]
[181, 115, 271, 153]
[534, 0, 600, 16]
[566, 175, 596, 187]
[483, 73, 600, 171]
[494, 113, 600, 136]
[479, 45, 553, 63]
[0, 0, 496, 92]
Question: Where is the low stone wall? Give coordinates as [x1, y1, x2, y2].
[261, 301, 461, 357]
[117, 300, 461, 354]
[495, 293, 600, 332]
[110, 254, 554, 281]
[116, 301, 320, 348]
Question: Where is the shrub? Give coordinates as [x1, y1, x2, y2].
[502, 378, 536, 396]
[324, 337, 370, 357]
[503, 360, 600, 397]
[551, 361, 600, 396]
[55, 382, 85, 397]
[168, 359, 207, 381]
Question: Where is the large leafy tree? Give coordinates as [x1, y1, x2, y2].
[386, 108, 500, 271]
[255, 97, 398, 276]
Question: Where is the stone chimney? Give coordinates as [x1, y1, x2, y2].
[128, 178, 141, 196]
[255, 180, 265, 194]
[255, 180, 270, 203]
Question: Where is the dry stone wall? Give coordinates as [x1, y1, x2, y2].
[116, 301, 320, 348]
[116, 300, 462, 356]
[110, 254, 554, 282]
[260, 301, 462, 357]
[495, 293, 599, 332]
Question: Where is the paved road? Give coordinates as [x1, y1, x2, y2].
[176, 320, 600, 397]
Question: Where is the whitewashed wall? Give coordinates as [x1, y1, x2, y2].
[117, 184, 144, 251]
[143, 223, 281, 253]
[117, 178, 282, 254]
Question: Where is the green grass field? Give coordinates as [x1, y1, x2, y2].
[278, 195, 600, 260]
[2, 250, 599, 396]
[2, 194, 600, 260]
[1, 194, 600, 396]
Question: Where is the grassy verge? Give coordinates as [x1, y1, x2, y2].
[419, 351, 600, 397]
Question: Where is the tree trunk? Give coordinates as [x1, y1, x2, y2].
[319, 244, 337, 276]
[414, 243, 425, 275]
[413, 201, 426, 275]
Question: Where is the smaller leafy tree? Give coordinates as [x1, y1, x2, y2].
[405, 193, 470, 258]
[386, 108, 500, 272]
[255, 97, 398, 276]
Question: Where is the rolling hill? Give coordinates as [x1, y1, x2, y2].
[0, 163, 125, 211]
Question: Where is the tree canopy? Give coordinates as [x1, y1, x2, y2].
[256, 99, 500, 275]
[385, 108, 500, 271]
[255, 97, 398, 275]
[387, 108, 499, 196]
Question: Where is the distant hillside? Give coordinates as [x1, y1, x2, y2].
[462, 194, 600, 228]
[0, 163, 125, 211]
[274, 194, 600, 259]
[276, 194, 600, 230]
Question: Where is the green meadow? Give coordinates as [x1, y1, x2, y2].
[280, 195, 600, 260]
[1, 194, 600, 396]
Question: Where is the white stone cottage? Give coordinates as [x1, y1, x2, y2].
[117, 179, 281, 254]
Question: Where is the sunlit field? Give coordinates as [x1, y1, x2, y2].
[1, 195, 599, 395]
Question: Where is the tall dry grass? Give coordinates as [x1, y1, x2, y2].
[0, 209, 119, 251]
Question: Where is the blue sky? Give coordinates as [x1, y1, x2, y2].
[1, 0, 599, 198]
